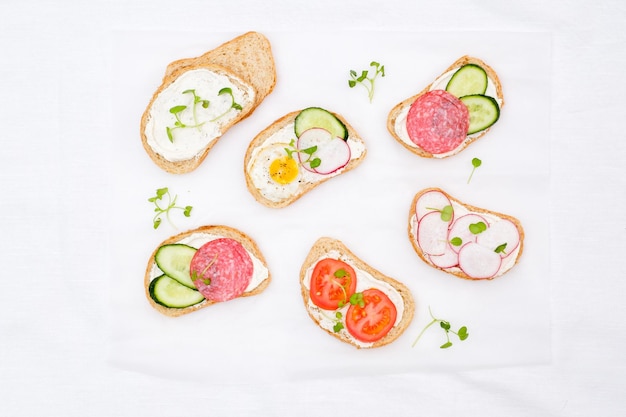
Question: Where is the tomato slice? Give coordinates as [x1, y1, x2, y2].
[345, 288, 397, 343]
[309, 258, 357, 310]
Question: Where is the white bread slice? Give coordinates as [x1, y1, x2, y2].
[243, 109, 367, 208]
[387, 56, 504, 158]
[140, 32, 277, 174]
[300, 237, 415, 349]
[144, 225, 271, 317]
[408, 188, 524, 280]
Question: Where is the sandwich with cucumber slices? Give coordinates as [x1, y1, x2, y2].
[387, 56, 504, 158]
[145, 225, 271, 317]
[244, 107, 367, 208]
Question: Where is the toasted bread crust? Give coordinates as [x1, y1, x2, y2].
[408, 188, 524, 280]
[141, 32, 277, 174]
[243, 110, 367, 208]
[300, 237, 415, 349]
[387, 56, 504, 158]
[144, 225, 271, 317]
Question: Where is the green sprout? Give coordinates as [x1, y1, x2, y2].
[284, 139, 321, 170]
[148, 187, 192, 229]
[348, 61, 385, 103]
[467, 157, 482, 184]
[166, 89, 210, 142]
[210, 87, 243, 122]
[426, 205, 454, 222]
[411, 306, 469, 349]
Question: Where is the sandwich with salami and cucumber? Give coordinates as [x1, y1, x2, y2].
[145, 225, 271, 317]
[387, 56, 504, 158]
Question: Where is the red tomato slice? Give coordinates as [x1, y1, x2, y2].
[345, 288, 397, 343]
[309, 258, 357, 310]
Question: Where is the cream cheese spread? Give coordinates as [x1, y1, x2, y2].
[144, 69, 255, 162]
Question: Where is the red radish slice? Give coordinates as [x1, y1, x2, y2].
[458, 242, 502, 279]
[296, 128, 351, 174]
[447, 213, 489, 253]
[429, 243, 459, 269]
[310, 137, 351, 174]
[417, 211, 451, 256]
[476, 218, 521, 257]
[415, 190, 452, 221]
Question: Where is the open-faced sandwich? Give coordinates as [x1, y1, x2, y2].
[140, 31, 277, 174]
[145, 225, 271, 317]
[409, 188, 524, 280]
[387, 56, 504, 158]
[300, 237, 414, 348]
[244, 107, 367, 208]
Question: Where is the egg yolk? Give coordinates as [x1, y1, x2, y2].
[269, 155, 299, 184]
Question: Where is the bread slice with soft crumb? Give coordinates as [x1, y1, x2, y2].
[144, 225, 271, 317]
[300, 237, 415, 349]
[140, 32, 277, 174]
[243, 109, 367, 208]
[387, 55, 504, 158]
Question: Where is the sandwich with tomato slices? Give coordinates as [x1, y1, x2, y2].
[300, 237, 415, 348]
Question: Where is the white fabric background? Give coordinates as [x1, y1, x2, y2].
[1, 1, 624, 416]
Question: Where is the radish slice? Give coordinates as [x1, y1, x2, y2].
[296, 127, 350, 175]
[417, 211, 451, 256]
[415, 190, 452, 221]
[311, 137, 351, 174]
[429, 243, 459, 269]
[476, 218, 521, 257]
[447, 213, 489, 253]
[458, 242, 502, 279]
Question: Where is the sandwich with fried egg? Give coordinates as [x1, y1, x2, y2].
[140, 31, 277, 174]
[243, 107, 367, 208]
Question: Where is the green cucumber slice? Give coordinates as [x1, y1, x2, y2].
[294, 107, 348, 140]
[155, 244, 197, 289]
[446, 64, 488, 98]
[149, 275, 205, 309]
[460, 94, 500, 135]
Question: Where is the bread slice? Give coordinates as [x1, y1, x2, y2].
[243, 109, 367, 208]
[140, 32, 277, 174]
[408, 188, 524, 280]
[387, 56, 504, 158]
[144, 225, 271, 317]
[300, 237, 415, 349]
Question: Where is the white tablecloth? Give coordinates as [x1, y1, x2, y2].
[1, 1, 624, 415]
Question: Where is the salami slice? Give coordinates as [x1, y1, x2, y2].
[189, 238, 253, 302]
[406, 89, 470, 154]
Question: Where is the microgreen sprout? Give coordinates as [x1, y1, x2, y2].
[494, 243, 508, 254]
[450, 237, 463, 247]
[469, 221, 487, 235]
[349, 61, 386, 103]
[426, 205, 454, 222]
[148, 187, 193, 229]
[467, 157, 482, 184]
[191, 253, 218, 285]
[411, 306, 469, 349]
[284, 139, 322, 170]
[166, 89, 210, 142]
[210, 87, 243, 122]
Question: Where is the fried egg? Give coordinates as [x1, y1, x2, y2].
[248, 142, 303, 202]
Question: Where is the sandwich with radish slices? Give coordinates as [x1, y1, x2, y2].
[408, 188, 524, 280]
[244, 107, 367, 208]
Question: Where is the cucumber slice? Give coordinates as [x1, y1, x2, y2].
[294, 107, 348, 140]
[149, 275, 205, 309]
[155, 244, 197, 289]
[460, 95, 500, 135]
[446, 64, 488, 98]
